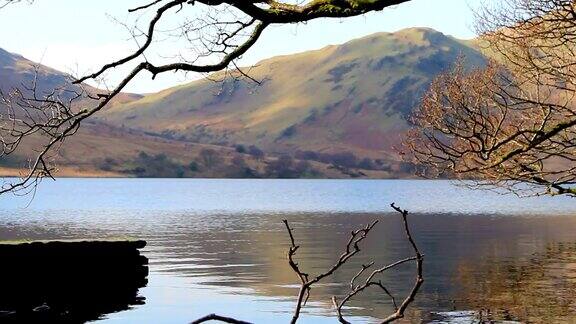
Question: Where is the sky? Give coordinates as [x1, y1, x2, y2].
[0, 0, 490, 93]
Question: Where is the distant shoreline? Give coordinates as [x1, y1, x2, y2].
[0, 167, 421, 180]
[0, 167, 126, 179]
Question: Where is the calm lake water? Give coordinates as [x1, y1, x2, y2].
[1, 179, 576, 323]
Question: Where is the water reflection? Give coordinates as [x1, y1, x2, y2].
[455, 241, 576, 323]
[0, 179, 575, 323]
[139, 213, 576, 323]
[2, 213, 576, 323]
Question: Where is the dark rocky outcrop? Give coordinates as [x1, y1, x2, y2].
[0, 240, 148, 323]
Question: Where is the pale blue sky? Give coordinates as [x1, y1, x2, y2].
[0, 0, 488, 93]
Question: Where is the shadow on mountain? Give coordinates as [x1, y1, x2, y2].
[0, 241, 148, 323]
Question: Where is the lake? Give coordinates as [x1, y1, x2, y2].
[1, 179, 575, 323]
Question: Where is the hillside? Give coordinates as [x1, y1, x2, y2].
[100, 28, 486, 162]
[1, 28, 488, 179]
[0, 48, 381, 179]
[0, 47, 68, 94]
[0, 47, 141, 109]
[1, 121, 375, 179]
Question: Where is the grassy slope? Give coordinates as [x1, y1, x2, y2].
[0, 46, 386, 179]
[1, 121, 382, 179]
[101, 28, 486, 160]
[1, 28, 487, 179]
[0, 47, 142, 110]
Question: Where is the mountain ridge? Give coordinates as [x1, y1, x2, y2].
[99, 27, 486, 160]
[0, 27, 487, 178]
[0, 46, 387, 179]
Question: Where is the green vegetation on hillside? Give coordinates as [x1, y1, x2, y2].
[99, 28, 486, 166]
[0, 28, 486, 179]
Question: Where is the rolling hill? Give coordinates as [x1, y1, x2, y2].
[100, 28, 486, 160]
[0, 47, 381, 178]
[0, 27, 488, 178]
[0, 47, 141, 109]
[0, 47, 70, 95]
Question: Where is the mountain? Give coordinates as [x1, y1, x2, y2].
[0, 49, 221, 177]
[0, 48, 381, 178]
[100, 28, 486, 161]
[0, 47, 142, 109]
[0, 47, 65, 93]
[0, 28, 488, 179]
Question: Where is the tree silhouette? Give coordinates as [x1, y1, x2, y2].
[0, 0, 412, 194]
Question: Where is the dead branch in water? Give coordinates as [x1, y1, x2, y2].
[188, 203, 423, 323]
[284, 203, 423, 324]
[283, 218, 379, 324]
[190, 314, 253, 324]
[332, 203, 424, 323]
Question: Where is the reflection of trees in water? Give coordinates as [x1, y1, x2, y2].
[125, 212, 576, 322]
[455, 242, 576, 323]
[151, 213, 423, 321]
[3, 212, 575, 322]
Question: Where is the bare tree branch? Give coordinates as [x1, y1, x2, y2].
[0, 0, 32, 9]
[405, 0, 576, 197]
[280, 203, 423, 324]
[189, 314, 253, 324]
[332, 203, 424, 324]
[0, 0, 412, 195]
[282, 218, 377, 324]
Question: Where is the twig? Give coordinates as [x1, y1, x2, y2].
[333, 203, 424, 324]
[283, 219, 378, 324]
[189, 314, 253, 324]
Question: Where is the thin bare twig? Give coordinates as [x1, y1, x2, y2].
[331, 203, 424, 324]
[189, 314, 253, 324]
[282, 218, 378, 324]
[282, 203, 423, 324]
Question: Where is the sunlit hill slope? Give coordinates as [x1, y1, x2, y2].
[101, 28, 486, 159]
[0, 28, 487, 178]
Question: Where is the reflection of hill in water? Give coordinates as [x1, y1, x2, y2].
[456, 242, 576, 323]
[149, 212, 413, 320]
[0, 241, 148, 323]
[3, 190, 576, 323]
[147, 213, 576, 322]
